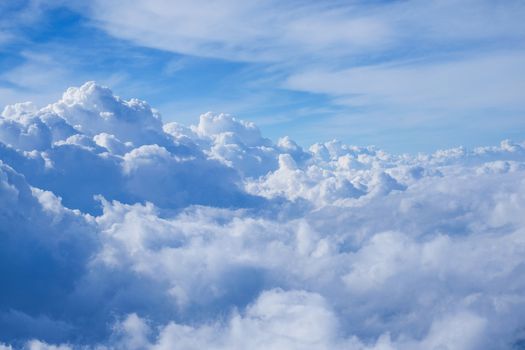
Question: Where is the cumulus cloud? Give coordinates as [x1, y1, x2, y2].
[1, 82, 525, 349]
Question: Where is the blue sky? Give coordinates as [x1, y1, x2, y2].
[1, 0, 524, 152]
[3, 2, 525, 348]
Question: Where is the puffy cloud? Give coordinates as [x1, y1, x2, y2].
[0, 83, 261, 213]
[1, 82, 525, 349]
[42, 82, 165, 147]
[121, 143, 258, 209]
[0, 102, 52, 151]
[111, 289, 346, 350]
[0, 161, 96, 342]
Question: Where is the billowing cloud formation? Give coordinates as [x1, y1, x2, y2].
[1, 82, 525, 349]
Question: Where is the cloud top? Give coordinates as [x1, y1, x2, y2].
[1, 82, 525, 349]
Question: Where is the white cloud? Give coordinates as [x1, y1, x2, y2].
[285, 52, 525, 112]
[86, 0, 392, 63]
[1, 82, 525, 349]
[85, 0, 525, 63]
[42, 81, 166, 146]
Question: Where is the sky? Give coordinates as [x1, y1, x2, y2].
[2, 2, 525, 348]
[1, 0, 524, 153]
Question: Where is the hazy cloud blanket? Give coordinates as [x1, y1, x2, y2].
[1, 82, 525, 349]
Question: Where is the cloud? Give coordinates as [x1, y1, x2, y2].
[85, 0, 391, 63]
[84, 0, 525, 63]
[1, 82, 525, 348]
[0, 82, 261, 213]
[285, 52, 525, 113]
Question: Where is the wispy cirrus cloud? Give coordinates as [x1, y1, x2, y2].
[86, 0, 391, 62]
[85, 0, 525, 63]
[285, 52, 525, 111]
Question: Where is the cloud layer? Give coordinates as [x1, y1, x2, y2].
[1, 82, 525, 349]
[86, 0, 525, 63]
[85, 0, 525, 117]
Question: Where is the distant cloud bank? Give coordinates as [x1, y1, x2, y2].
[1, 82, 525, 349]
